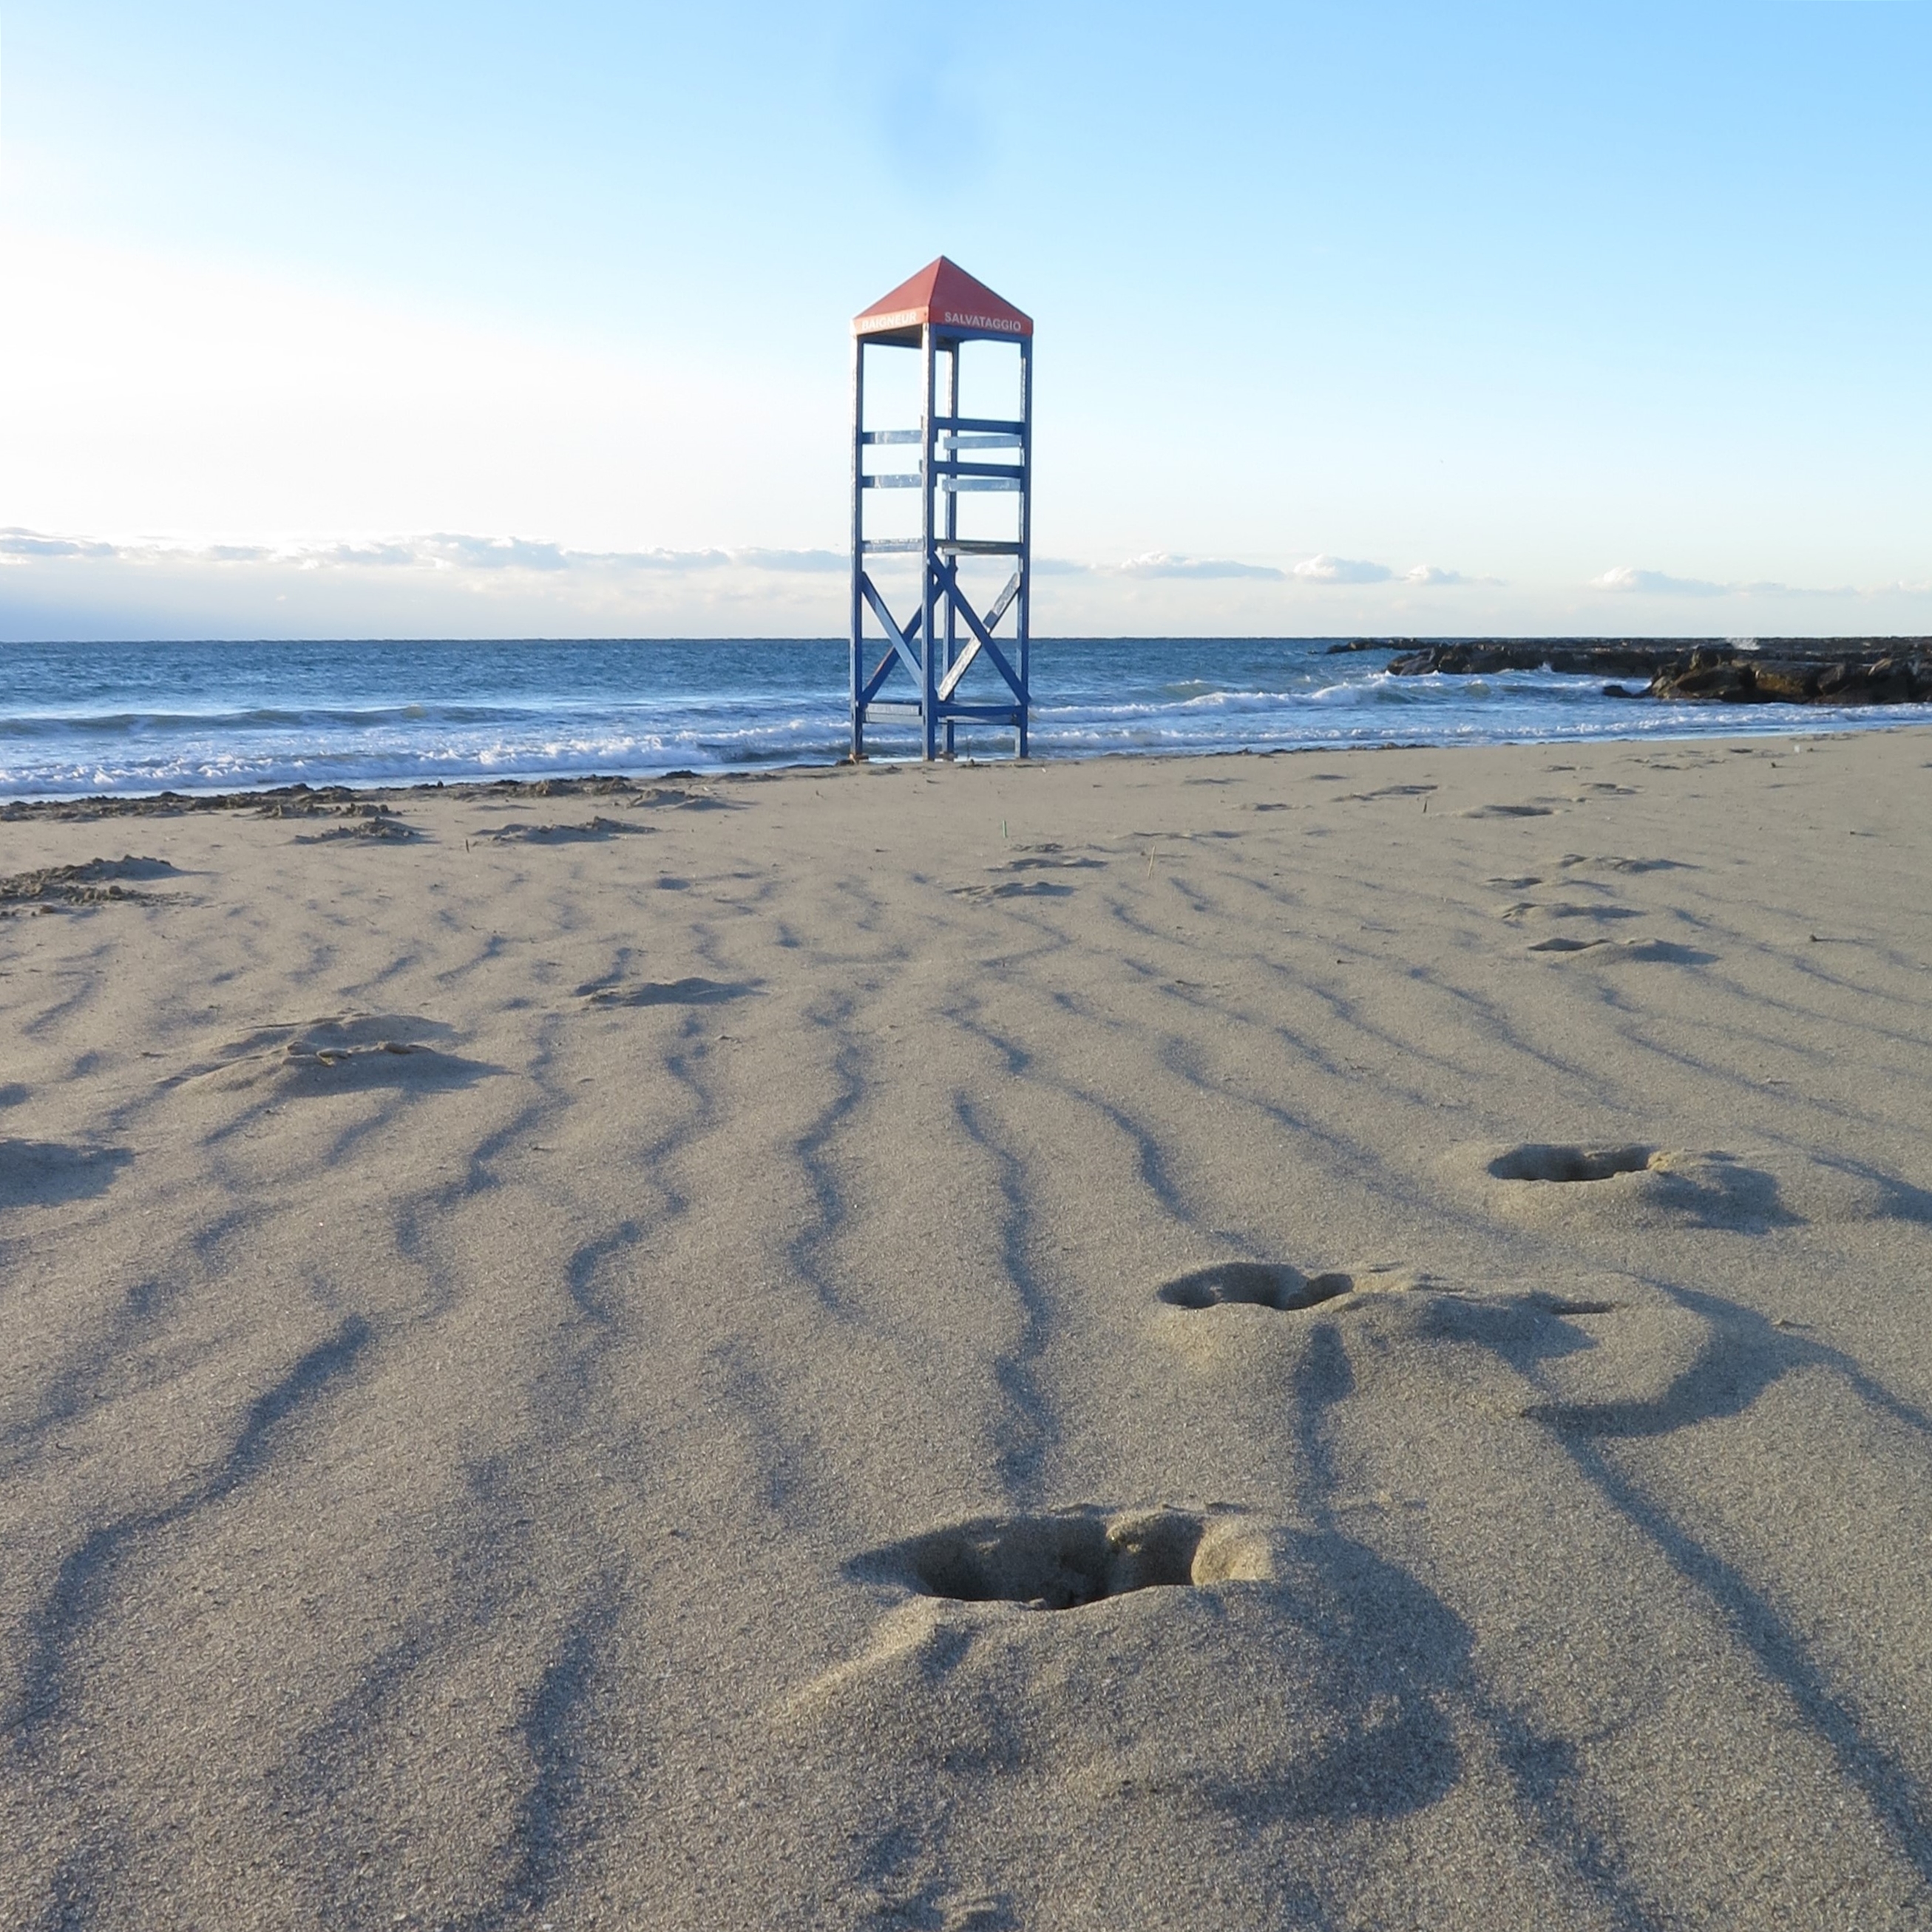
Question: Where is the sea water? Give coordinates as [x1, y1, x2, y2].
[1, 637, 1926, 799]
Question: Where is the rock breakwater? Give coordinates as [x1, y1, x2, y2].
[1335, 637, 1932, 705]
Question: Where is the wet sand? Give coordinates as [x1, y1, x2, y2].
[4, 729, 1932, 1929]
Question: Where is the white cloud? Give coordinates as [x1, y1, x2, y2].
[1590, 564, 1862, 599]
[0, 528, 847, 578]
[2, 526, 1520, 644]
[1109, 555, 1497, 589]
[0, 528, 119, 561]
[1590, 564, 1729, 597]
[1116, 552, 1287, 580]
[1292, 554, 1394, 584]
[1032, 552, 1496, 587]
[1733, 579, 1857, 599]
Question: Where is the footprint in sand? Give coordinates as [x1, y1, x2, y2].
[852, 1505, 1276, 1613]
[1156, 1261, 1355, 1312]
[1157, 1259, 1446, 1313]
[1528, 935, 1716, 963]
[950, 880, 1075, 901]
[1150, 1261, 1453, 1374]
[1157, 1256, 1628, 1323]
[1556, 854, 1692, 875]
[1153, 1254, 1723, 1450]
[1444, 1142, 1797, 1230]
[1497, 901, 1644, 926]
[488, 817, 654, 843]
[1452, 1140, 1932, 1230]
[779, 1502, 1470, 1852]
[172, 1014, 487, 1094]
[1489, 1144, 1658, 1182]
[576, 976, 756, 1007]
[1456, 802, 1558, 818]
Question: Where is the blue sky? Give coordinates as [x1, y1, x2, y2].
[2, 1, 1928, 637]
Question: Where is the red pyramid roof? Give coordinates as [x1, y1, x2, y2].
[853, 257, 1031, 341]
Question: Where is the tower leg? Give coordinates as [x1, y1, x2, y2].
[1017, 333, 1033, 760]
[919, 325, 938, 762]
[942, 340, 959, 760]
[850, 336, 866, 760]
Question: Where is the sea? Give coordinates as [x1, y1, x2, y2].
[2, 637, 1928, 799]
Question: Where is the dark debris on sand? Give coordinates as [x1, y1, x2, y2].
[0, 856, 180, 907]
[0, 776, 727, 822]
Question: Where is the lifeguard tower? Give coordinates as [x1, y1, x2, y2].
[849, 257, 1033, 761]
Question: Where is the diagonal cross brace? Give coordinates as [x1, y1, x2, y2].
[863, 604, 926, 701]
[938, 570, 1022, 699]
[859, 574, 926, 699]
[935, 563, 1024, 702]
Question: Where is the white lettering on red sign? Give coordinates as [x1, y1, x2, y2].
[940, 311, 1026, 333]
[853, 307, 926, 334]
[855, 308, 1031, 336]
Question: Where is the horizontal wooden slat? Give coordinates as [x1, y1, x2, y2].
[932, 416, 1024, 434]
[864, 537, 1025, 555]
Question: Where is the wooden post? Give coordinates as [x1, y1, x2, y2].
[849, 336, 866, 760]
[943, 341, 960, 759]
[920, 323, 938, 762]
[1017, 333, 1033, 759]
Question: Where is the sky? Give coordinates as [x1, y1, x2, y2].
[1, 0, 1929, 640]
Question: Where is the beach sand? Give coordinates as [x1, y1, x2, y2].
[4, 728, 1932, 1929]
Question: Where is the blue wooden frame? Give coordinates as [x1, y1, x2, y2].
[850, 323, 1032, 760]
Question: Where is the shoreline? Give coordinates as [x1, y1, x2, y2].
[6, 711, 1932, 814]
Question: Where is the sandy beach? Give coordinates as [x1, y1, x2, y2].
[4, 728, 1932, 1930]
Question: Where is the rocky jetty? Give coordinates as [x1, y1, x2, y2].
[1332, 637, 1932, 705]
